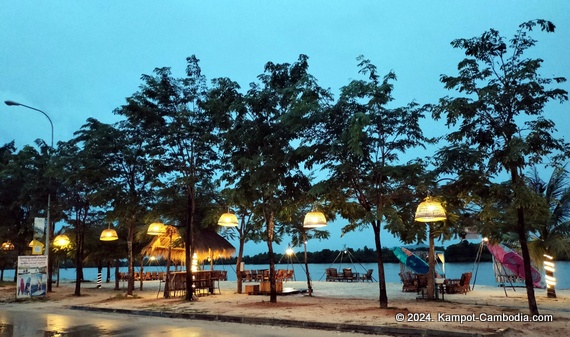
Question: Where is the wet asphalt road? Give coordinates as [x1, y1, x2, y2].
[0, 308, 393, 337]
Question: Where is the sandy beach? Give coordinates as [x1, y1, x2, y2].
[1, 279, 568, 336]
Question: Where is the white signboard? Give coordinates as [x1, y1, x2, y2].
[16, 255, 48, 299]
[34, 217, 45, 239]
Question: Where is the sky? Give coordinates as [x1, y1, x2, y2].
[1, 1, 569, 256]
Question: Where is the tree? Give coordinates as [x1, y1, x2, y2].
[0, 143, 49, 276]
[212, 55, 328, 302]
[115, 56, 218, 300]
[312, 56, 432, 308]
[71, 118, 160, 296]
[431, 20, 569, 315]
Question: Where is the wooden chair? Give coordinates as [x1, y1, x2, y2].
[276, 269, 287, 281]
[244, 270, 252, 282]
[360, 269, 374, 282]
[285, 269, 294, 281]
[342, 268, 358, 282]
[325, 268, 339, 282]
[415, 274, 428, 293]
[445, 272, 472, 294]
[399, 272, 417, 292]
[249, 270, 257, 282]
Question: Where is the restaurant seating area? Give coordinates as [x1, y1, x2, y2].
[398, 271, 473, 296]
[445, 272, 472, 294]
[240, 269, 294, 282]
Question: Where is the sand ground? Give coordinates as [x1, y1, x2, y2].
[1, 279, 568, 336]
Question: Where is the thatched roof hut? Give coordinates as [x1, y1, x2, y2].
[141, 228, 235, 263]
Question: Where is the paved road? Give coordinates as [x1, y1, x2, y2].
[0, 308, 393, 337]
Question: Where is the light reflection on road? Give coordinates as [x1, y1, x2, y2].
[0, 309, 388, 337]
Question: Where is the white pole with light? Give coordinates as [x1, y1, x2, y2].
[543, 254, 556, 298]
[5, 100, 54, 291]
[414, 196, 446, 300]
[303, 210, 327, 296]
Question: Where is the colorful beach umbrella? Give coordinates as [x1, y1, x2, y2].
[392, 247, 429, 274]
[486, 243, 544, 288]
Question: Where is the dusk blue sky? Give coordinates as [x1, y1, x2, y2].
[2, 1, 569, 256]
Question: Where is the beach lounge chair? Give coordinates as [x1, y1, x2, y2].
[360, 269, 374, 282]
[445, 272, 472, 294]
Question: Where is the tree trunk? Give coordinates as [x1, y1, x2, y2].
[236, 237, 245, 294]
[74, 229, 82, 296]
[114, 258, 120, 291]
[303, 231, 313, 296]
[427, 223, 436, 299]
[267, 211, 277, 303]
[127, 221, 135, 296]
[106, 260, 111, 283]
[511, 169, 539, 315]
[373, 222, 388, 309]
[184, 187, 195, 301]
[139, 257, 144, 291]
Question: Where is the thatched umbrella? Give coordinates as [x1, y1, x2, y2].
[141, 229, 235, 264]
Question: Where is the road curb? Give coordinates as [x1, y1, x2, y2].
[69, 305, 507, 337]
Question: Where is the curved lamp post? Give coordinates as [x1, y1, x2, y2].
[5, 100, 54, 291]
[414, 196, 446, 300]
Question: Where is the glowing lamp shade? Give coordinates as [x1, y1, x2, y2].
[218, 213, 238, 227]
[414, 197, 446, 222]
[147, 222, 167, 236]
[303, 211, 327, 228]
[100, 226, 118, 241]
[1, 240, 14, 251]
[53, 234, 70, 247]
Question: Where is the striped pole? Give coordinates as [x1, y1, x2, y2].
[544, 254, 556, 298]
[97, 272, 102, 289]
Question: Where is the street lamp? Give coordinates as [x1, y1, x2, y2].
[303, 210, 327, 296]
[53, 234, 70, 287]
[414, 196, 446, 300]
[5, 100, 55, 291]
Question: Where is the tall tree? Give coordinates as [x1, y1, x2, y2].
[312, 56, 432, 308]
[431, 20, 569, 315]
[72, 118, 160, 296]
[212, 55, 328, 302]
[116, 55, 218, 300]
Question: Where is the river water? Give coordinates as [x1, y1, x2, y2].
[3, 261, 568, 289]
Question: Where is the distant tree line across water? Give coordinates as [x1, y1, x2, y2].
[226, 241, 493, 265]
[227, 241, 570, 265]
